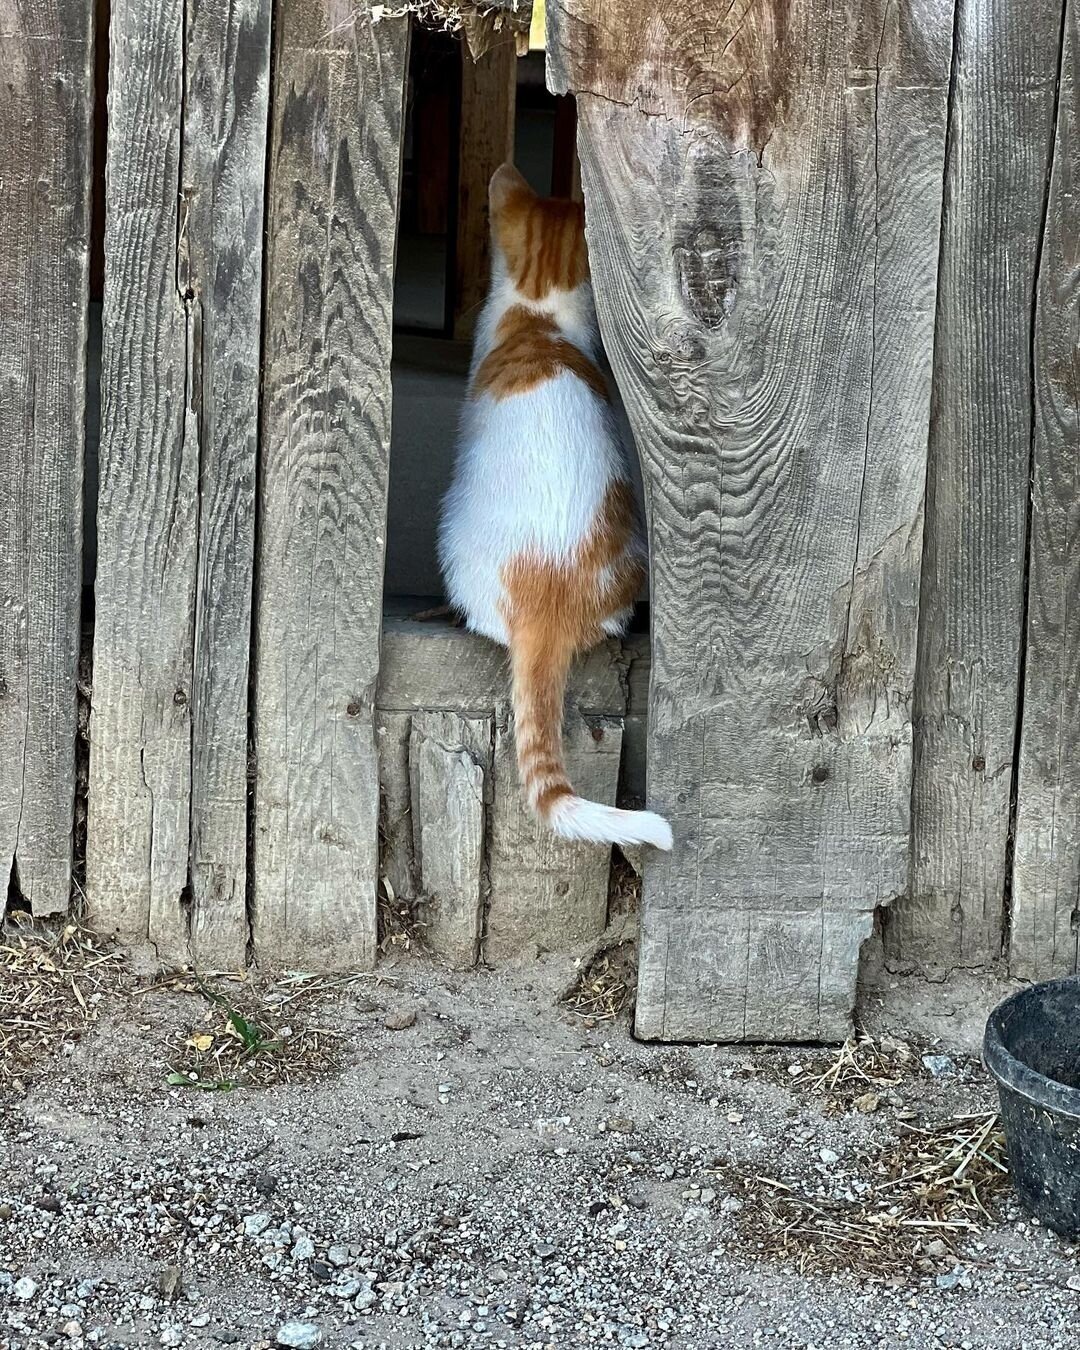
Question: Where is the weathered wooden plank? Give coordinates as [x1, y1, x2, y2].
[378, 611, 628, 714]
[87, 0, 270, 964]
[453, 34, 517, 338]
[0, 0, 94, 915]
[550, 0, 952, 1040]
[486, 711, 622, 959]
[180, 0, 272, 968]
[409, 711, 492, 964]
[887, 0, 1066, 973]
[1010, 4, 1079, 980]
[87, 0, 197, 948]
[375, 616, 629, 959]
[252, 7, 410, 969]
[459, 0, 532, 61]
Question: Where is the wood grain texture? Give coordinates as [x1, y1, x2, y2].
[87, 0, 197, 949]
[409, 711, 492, 964]
[1010, 2, 1078, 980]
[87, 0, 270, 964]
[453, 35, 517, 338]
[0, 0, 94, 915]
[485, 710, 621, 959]
[378, 610, 628, 714]
[252, 6, 409, 969]
[185, 0, 272, 968]
[887, 0, 1066, 972]
[375, 616, 630, 960]
[549, 0, 952, 1040]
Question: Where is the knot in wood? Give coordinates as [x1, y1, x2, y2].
[675, 227, 740, 330]
[173, 688, 188, 707]
[654, 318, 707, 372]
[346, 700, 362, 717]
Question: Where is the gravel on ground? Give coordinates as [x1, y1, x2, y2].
[1, 924, 1077, 1349]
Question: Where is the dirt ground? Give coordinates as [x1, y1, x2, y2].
[1, 918, 1078, 1350]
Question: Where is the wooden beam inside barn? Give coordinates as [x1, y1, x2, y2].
[549, 0, 953, 1040]
[0, 0, 94, 916]
[252, 5, 410, 969]
[453, 34, 518, 339]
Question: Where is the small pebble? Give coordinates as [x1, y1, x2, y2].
[276, 1323, 322, 1349]
[921, 1053, 956, 1077]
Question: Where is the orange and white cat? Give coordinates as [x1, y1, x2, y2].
[439, 164, 672, 851]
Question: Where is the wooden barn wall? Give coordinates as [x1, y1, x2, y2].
[3, 0, 1077, 1028]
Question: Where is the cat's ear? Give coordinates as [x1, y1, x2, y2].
[489, 162, 534, 215]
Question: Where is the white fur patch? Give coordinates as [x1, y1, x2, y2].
[548, 796, 673, 851]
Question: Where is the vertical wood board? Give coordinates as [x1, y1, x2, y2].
[0, 0, 94, 915]
[550, 0, 952, 1040]
[485, 710, 621, 960]
[87, 0, 196, 949]
[1011, 1, 1079, 980]
[410, 711, 492, 965]
[375, 616, 629, 961]
[888, 0, 1066, 972]
[87, 0, 270, 965]
[252, 5, 410, 968]
[183, 0, 272, 969]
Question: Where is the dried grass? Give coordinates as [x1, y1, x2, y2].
[800, 1033, 912, 1115]
[377, 875, 424, 955]
[563, 942, 636, 1024]
[160, 970, 375, 1091]
[0, 917, 127, 1091]
[727, 1112, 1009, 1277]
[368, 0, 528, 37]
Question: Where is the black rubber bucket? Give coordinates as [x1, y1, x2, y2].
[984, 977, 1080, 1237]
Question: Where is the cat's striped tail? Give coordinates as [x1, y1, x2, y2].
[509, 626, 673, 851]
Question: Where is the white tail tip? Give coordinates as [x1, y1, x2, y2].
[546, 796, 673, 850]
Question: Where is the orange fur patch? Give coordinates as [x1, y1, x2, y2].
[472, 306, 607, 402]
[501, 482, 644, 819]
[492, 183, 588, 300]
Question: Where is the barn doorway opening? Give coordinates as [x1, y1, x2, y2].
[385, 26, 652, 814]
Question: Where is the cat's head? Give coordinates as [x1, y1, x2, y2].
[488, 163, 589, 301]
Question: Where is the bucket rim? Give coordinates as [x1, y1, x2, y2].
[983, 977, 1080, 1122]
